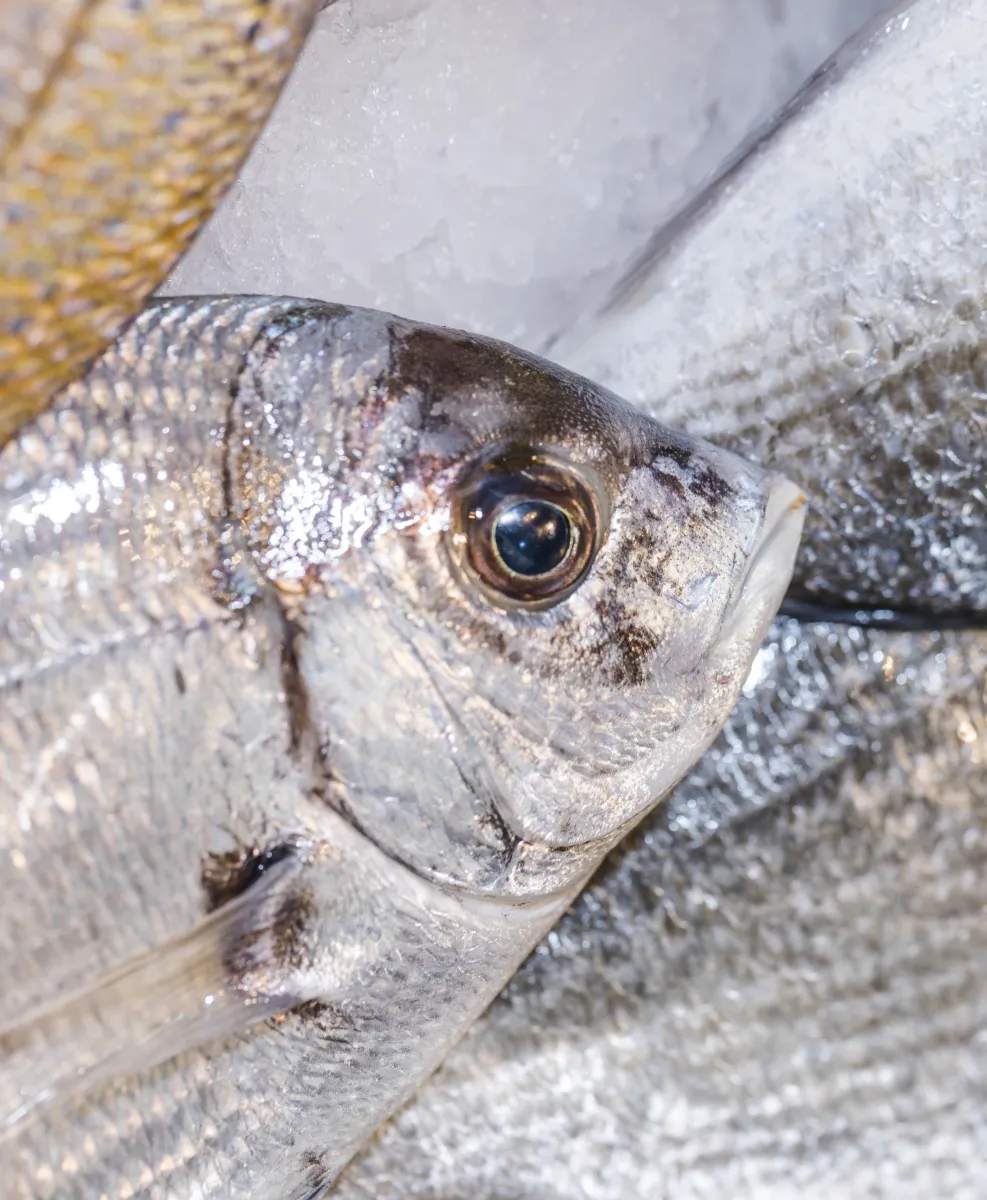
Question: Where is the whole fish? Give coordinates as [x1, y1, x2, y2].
[0, 0, 318, 442]
[335, 0, 987, 1194]
[0, 295, 803, 1197]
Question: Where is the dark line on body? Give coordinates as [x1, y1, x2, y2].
[779, 596, 987, 632]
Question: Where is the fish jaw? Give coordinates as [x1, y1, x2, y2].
[708, 474, 807, 704]
[604, 468, 808, 837]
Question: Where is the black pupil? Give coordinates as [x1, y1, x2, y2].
[493, 501, 571, 577]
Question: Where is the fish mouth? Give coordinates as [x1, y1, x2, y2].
[709, 476, 807, 676]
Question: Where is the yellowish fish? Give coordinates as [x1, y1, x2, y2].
[0, 0, 319, 443]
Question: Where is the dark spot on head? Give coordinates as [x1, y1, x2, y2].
[687, 465, 733, 507]
[284, 998, 352, 1046]
[295, 1149, 331, 1200]
[603, 521, 667, 589]
[481, 627, 508, 657]
[173, 666, 186, 695]
[272, 886, 317, 970]
[652, 440, 693, 470]
[245, 18, 262, 42]
[201, 842, 297, 912]
[295, 999, 331, 1021]
[651, 468, 687, 500]
[391, 323, 629, 467]
[592, 600, 661, 687]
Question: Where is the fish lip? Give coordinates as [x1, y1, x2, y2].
[710, 476, 807, 668]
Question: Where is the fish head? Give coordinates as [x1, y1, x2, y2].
[233, 305, 805, 895]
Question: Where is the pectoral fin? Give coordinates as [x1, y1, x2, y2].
[0, 843, 319, 1139]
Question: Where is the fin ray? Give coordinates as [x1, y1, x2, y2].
[0, 850, 313, 1139]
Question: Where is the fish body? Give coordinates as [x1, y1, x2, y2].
[0, 295, 803, 1196]
[557, 0, 987, 617]
[0, 0, 318, 442]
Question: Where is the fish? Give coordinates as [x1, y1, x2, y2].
[0, 294, 804, 1197]
[0, 0, 319, 443]
[332, 0, 987, 1194]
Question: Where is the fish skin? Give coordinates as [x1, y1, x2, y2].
[555, 0, 987, 616]
[0, 0, 319, 443]
[0, 295, 803, 1196]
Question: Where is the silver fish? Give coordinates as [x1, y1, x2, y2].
[334, 0, 987, 1194]
[0, 295, 803, 1197]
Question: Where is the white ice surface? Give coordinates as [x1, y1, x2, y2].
[163, 0, 892, 353]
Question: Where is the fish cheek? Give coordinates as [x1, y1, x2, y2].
[288, 577, 527, 892]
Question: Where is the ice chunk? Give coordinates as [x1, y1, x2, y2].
[162, 0, 891, 352]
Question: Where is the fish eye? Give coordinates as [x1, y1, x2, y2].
[494, 501, 571, 577]
[450, 452, 601, 609]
